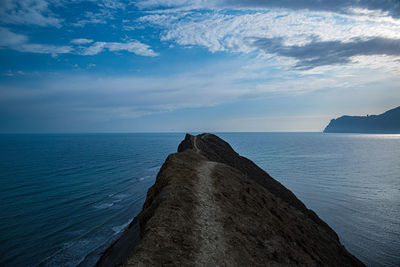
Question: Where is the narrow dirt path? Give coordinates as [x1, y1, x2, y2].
[193, 135, 200, 153]
[193, 160, 226, 266]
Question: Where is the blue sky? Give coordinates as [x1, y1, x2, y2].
[0, 0, 400, 132]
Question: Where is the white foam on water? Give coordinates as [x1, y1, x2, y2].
[93, 202, 114, 209]
[148, 165, 162, 172]
[112, 218, 133, 234]
[41, 237, 104, 267]
[139, 175, 152, 181]
[112, 193, 128, 202]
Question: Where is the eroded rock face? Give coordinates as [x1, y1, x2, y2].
[97, 133, 365, 267]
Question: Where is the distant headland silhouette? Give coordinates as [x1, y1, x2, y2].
[324, 106, 400, 133]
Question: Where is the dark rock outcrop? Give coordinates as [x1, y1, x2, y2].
[97, 133, 365, 266]
[324, 106, 400, 133]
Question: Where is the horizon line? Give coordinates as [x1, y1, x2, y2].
[0, 131, 325, 134]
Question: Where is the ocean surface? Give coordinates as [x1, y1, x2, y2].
[0, 133, 399, 266]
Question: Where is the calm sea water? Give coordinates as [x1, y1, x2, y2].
[0, 133, 399, 266]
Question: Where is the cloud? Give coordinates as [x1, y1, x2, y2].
[70, 38, 94, 44]
[80, 41, 159, 56]
[252, 37, 400, 69]
[0, 70, 247, 121]
[72, 0, 126, 27]
[142, 9, 400, 47]
[16, 43, 73, 56]
[221, 0, 400, 18]
[73, 9, 112, 27]
[0, 28, 158, 57]
[0, 27, 28, 46]
[2, 0, 400, 132]
[86, 63, 96, 69]
[0, 58, 265, 117]
[1, 57, 399, 132]
[138, 7, 400, 68]
[135, 0, 400, 18]
[0, 0, 62, 27]
[100, 0, 126, 9]
[135, 0, 204, 9]
[0, 27, 71, 57]
[0, 0, 127, 28]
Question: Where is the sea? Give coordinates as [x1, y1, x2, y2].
[0, 133, 399, 266]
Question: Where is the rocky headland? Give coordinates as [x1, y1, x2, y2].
[97, 133, 364, 266]
[324, 106, 400, 133]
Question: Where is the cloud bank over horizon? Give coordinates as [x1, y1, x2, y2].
[0, 0, 399, 132]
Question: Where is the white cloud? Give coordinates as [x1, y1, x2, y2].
[135, 0, 400, 19]
[73, 10, 111, 27]
[0, 27, 72, 57]
[87, 63, 96, 69]
[80, 42, 107, 55]
[70, 38, 94, 44]
[101, 0, 126, 9]
[72, 0, 126, 27]
[81, 41, 159, 56]
[106, 41, 159, 56]
[16, 44, 73, 56]
[0, 0, 62, 27]
[135, 0, 211, 9]
[0, 27, 28, 46]
[137, 8, 400, 68]
[0, 0, 128, 28]
[145, 10, 400, 49]
[0, 27, 158, 57]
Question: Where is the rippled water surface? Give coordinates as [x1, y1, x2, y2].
[0, 133, 182, 266]
[0, 133, 399, 266]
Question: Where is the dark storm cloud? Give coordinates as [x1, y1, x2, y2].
[252, 37, 400, 69]
[222, 0, 400, 17]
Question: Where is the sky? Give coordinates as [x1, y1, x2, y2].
[0, 0, 399, 133]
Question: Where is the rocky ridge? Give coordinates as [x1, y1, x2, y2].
[97, 133, 364, 266]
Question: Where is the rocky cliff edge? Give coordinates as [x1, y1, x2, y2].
[97, 133, 364, 266]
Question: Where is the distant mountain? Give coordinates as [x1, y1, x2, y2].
[324, 106, 400, 133]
